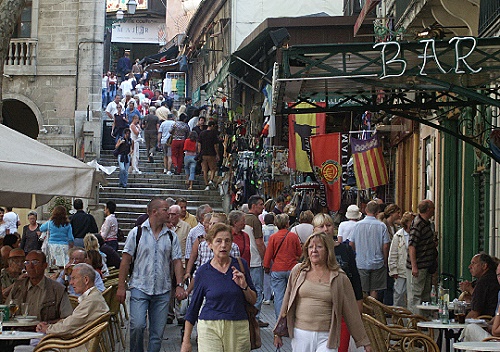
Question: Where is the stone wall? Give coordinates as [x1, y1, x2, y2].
[3, 0, 105, 156]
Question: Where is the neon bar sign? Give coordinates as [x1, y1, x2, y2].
[373, 36, 482, 79]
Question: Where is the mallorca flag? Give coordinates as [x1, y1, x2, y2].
[350, 134, 388, 189]
[287, 102, 326, 172]
[310, 133, 342, 211]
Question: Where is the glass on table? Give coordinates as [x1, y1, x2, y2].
[8, 299, 19, 318]
[455, 301, 466, 324]
[20, 303, 29, 318]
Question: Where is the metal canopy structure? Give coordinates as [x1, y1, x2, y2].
[275, 36, 500, 162]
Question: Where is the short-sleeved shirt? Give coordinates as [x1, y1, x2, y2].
[350, 216, 390, 270]
[185, 223, 205, 260]
[105, 101, 124, 118]
[198, 129, 219, 156]
[245, 213, 263, 240]
[471, 269, 500, 316]
[123, 219, 182, 295]
[338, 220, 358, 241]
[158, 120, 175, 144]
[170, 121, 190, 140]
[3, 212, 19, 234]
[406, 214, 437, 269]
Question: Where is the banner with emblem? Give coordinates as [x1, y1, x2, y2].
[310, 133, 342, 211]
[350, 134, 388, 189]
[287, 102, 326, 172]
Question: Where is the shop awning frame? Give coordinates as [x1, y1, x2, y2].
[275, 36, 500, 163]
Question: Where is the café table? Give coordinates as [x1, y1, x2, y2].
[0, 331, 44, 340]
[418, 320, 479, 352]
[2, 320, 39, 328]
[453, 342, 500, 351]
[416, 304, 440, 311]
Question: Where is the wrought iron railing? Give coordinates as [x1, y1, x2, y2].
[479, 0, 500, 35]
[4, 39, 37, 75]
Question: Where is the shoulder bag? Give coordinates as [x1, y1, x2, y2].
[273, 266, 302, 338]
[236, 257, 262, 350]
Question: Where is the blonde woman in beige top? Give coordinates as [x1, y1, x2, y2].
[274, 232, 372, 352]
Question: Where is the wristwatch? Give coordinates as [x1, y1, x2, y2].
[176, 283, 183, 288]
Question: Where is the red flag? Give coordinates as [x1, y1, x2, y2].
[350, 135, 388, 189]
[311, 133, 342, 211]
[287, 102, 326, 172]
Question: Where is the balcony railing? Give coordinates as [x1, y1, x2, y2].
[4, 39, 37, 75]
[479, 0, 500, 35]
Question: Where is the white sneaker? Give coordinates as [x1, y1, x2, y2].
[208, 180, 214, 186]
[163, 169, 167, 174]
[136, 170, 142, 174]
[263, 300, 271, 305]
[204, 185, 210, 191]
[166, 171, 173, 176]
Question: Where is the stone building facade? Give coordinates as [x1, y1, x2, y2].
[3, 0, 105, 158]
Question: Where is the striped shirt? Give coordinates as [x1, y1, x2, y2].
[406, 214, 437, 269]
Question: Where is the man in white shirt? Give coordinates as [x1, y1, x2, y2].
[3, 207, 20, 235]
[105, 94, 124, 120]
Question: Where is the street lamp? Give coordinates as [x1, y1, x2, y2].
[116, 10, 124, 20]
[127, 0, 137, 15]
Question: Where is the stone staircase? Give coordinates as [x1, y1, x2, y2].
[98, 147, 223, 235]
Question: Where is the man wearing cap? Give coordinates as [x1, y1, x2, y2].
[338, 204, 362, 243]
[1, 248, 26, 303]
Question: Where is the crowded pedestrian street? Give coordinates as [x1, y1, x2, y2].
[2, 0, 500, 351]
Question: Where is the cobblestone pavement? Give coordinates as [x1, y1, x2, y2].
[116, 299, 292, 351]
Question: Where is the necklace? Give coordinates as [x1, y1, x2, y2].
[313, 268, 328, 283]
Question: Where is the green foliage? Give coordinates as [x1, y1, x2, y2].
[48, 196, 72, 215]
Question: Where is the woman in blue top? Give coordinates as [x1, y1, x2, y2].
[40, 205, 74, 267]
[181, 223, 256, 352]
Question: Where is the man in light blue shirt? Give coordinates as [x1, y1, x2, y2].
[116, 198, 186, 352]
[350, 200, 390, 298]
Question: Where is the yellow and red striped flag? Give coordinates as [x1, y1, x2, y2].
[350, 135, 388, 189]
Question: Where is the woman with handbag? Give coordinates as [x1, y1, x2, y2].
[263, 213, 302, 318]
[181, 223, 257, 352]
[312, 213, 364, 352]
[39, 206, 74, 267]
[273, 232, 371, 352]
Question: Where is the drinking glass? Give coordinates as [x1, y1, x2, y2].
[9, 299, 19, 318]
[455, 301, 466, 324]
[20, 303, 29, 317]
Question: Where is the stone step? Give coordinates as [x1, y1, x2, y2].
[100, 194, 216, 205]
[100, 186, 218, 196]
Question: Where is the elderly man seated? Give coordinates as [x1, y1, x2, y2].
[53, 248, 105, 296]
[460, 262, 500, 342]
[1, 248, 26, 303]
[459, 253, 500, 318]
[14, 263, 110, 352]
[8, 250, 72, 322]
